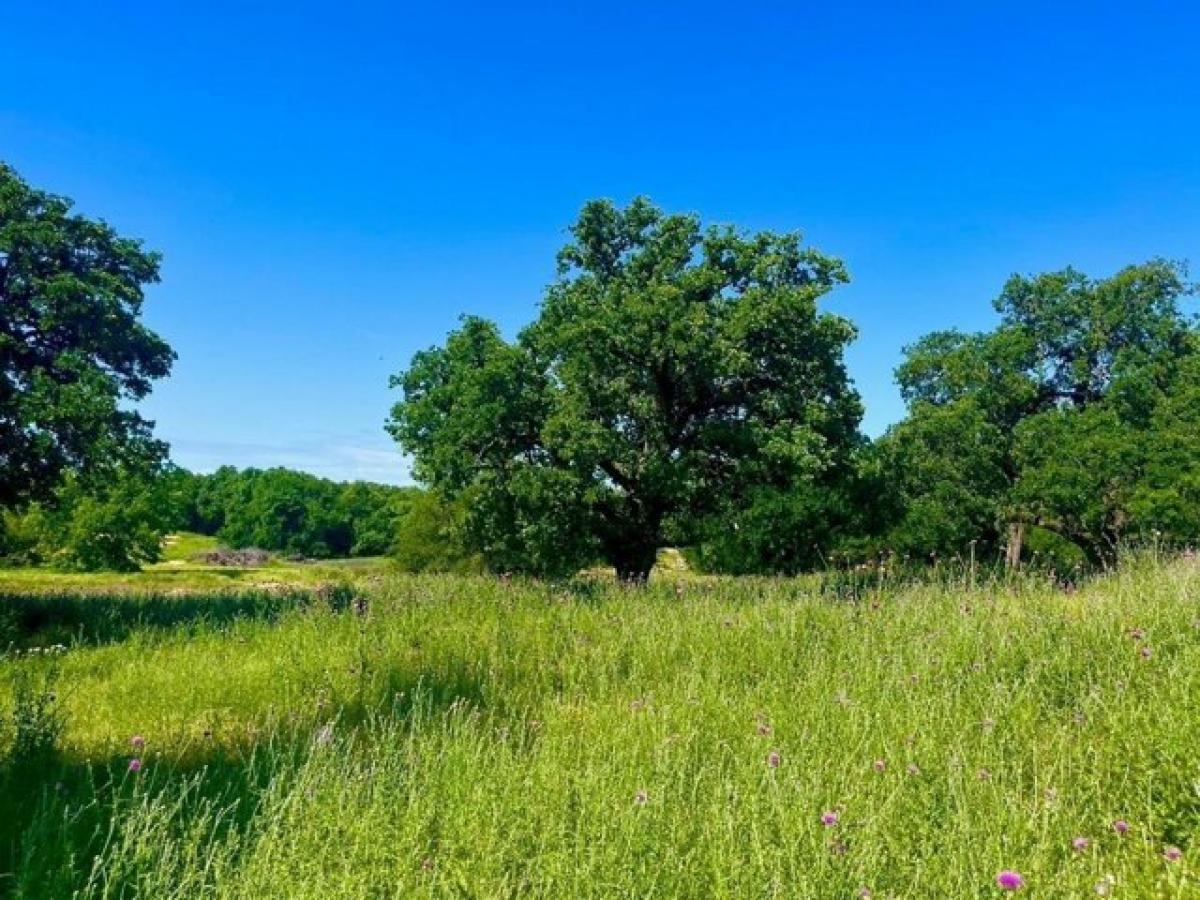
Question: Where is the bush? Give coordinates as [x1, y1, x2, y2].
[393, 493, 480, 573]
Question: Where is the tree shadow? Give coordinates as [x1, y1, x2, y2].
[0, 585, 359, 650]
[0, 658, 498, 897]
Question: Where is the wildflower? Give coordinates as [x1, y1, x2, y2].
[1163, 846, 1182, 862]
[634, 789, 649, 806]
[766, 750, 781, 769]
[130, 735, 145, 750]
[128, 758, 143, 773]
[995, 870, 1024, 890]
[1072, 836, 1090, 852]
[1128, 627, 1146, 641]
[1112, 819, 1129, 835]
[757, 722, 773, 737]
[821, 810, 840, 827]
[1095, 874, 1116, 897]
[1139, 645, 1152, 660]
[872, 759, 886, 773]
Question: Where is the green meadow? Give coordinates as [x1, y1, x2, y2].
[2, 557, 1197, 897]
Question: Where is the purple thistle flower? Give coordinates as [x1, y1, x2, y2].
[1139, 645, 1153, 659]
[766, 750, 781, 769]
[1112, 819, 1129, 835]
[1163, 846, 1182, 863]
[1072, 836, 1090, 852]
[821, 810, 840, 827]
[996, 870, 1024, 891]
[128, 758, 143, 773]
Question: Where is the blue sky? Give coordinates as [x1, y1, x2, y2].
[3, 2, 1198, 485]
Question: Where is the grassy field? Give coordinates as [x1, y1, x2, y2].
[0, 532, 393, 597]
[1, 558, 1197, 897]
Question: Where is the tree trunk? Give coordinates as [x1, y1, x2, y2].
[1005, 521, 1025, 570]
[611, 540, 658, 585]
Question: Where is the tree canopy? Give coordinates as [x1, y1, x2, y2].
[389, 197, 863, 581]
[0, 163, 174, 506]
[880, 260, 1198, 565]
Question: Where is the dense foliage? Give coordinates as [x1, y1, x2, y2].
[180, 467, 417, 559]
[877, 261, 1199, 568]
[0, 163, 174, 507]
[389, 198, 863, 581]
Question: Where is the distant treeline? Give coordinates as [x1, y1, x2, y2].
[0, 464, 490, 573]
[178, 467, 410, 558]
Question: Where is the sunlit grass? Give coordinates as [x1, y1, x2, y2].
[1, 560, 1198, 897]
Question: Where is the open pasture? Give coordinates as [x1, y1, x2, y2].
[1, 559, 1197, 897]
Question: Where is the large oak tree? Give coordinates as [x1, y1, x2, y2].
[881, 260, 1197, 565]
[388, 198, 862, 581]
[0, 162, 174, 506]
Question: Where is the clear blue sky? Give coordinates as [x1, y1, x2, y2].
[3, 2, 1198, 485]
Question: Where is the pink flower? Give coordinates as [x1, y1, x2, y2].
[130, 735, 145, 750]
[766, 750, 781, 769]
[1112, 819, 1129, 835]
[996, 870, 1024, 891]
[1163, 846, 1182, 863]
[821, 810, 840, 827]
[128, 758, 143, 773]
[1072, 836, 1090, 852]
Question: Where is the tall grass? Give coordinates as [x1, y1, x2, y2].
[1, 560, 1197, 897]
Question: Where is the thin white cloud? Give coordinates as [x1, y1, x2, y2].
[168, 436, 413, 485]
